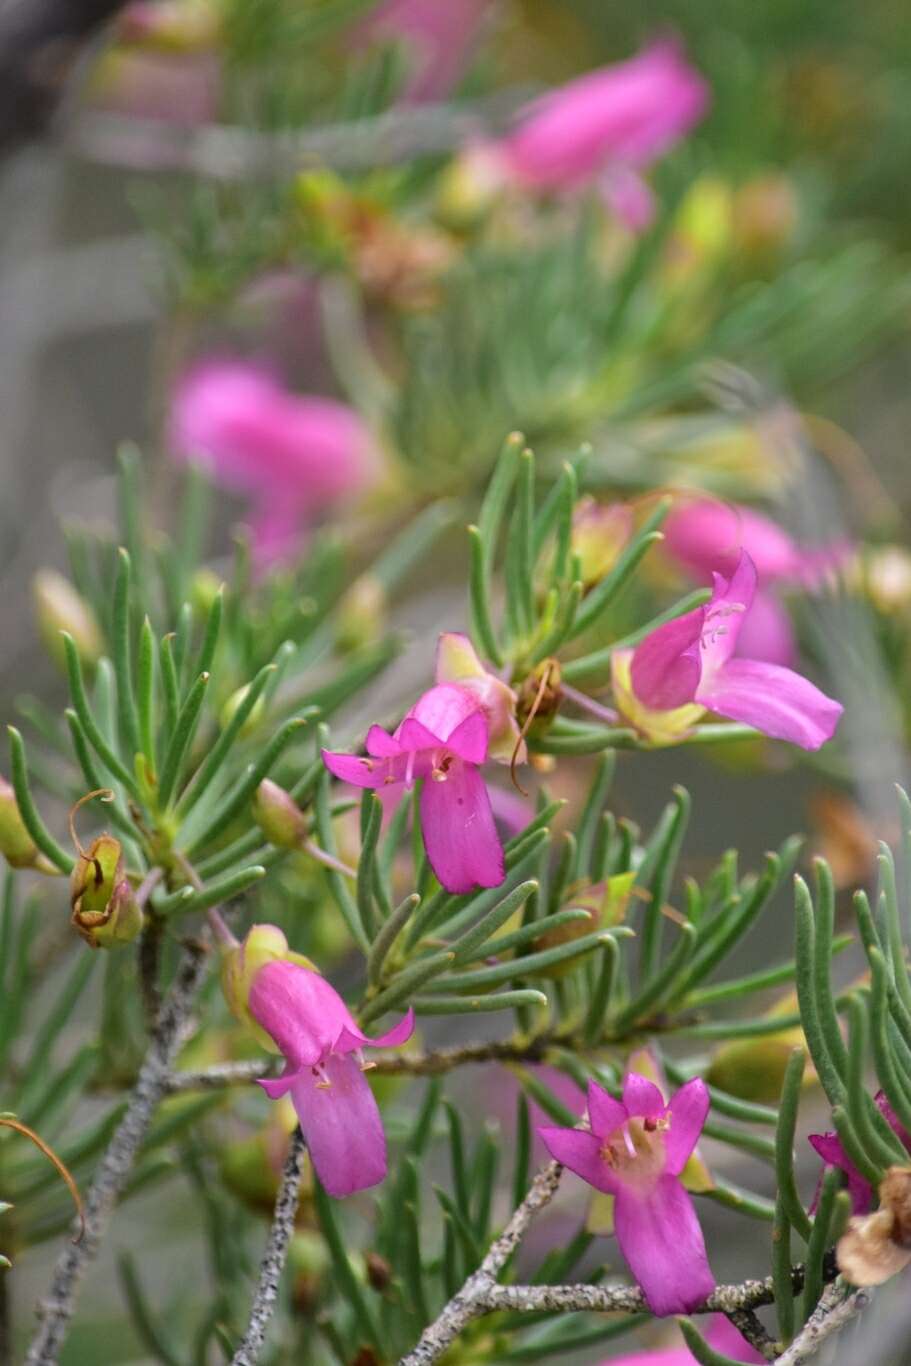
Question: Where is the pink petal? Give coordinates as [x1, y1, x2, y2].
[809, 1131, 873, 1214]
[629, 607, 705, 710]
[664, 1079, 709, 1175]
[446, 708, 489, 765]
[396, 716, 444, 751]
[258, 1066, 300, 1101]
[877, 1091, 911, 1150]
[538, 1125, 617, 1194]
[622, 1072, 666, 1120]
[600, 165, 656, 231]
[335, 1006, 416, 1054]
[249, 961, 357, 1070]
[587, 1080, 628, 1137]
[699, 552, 757, 675]
[322, 748, 392, 790]
[613, 1176, 715, 1316]
[406, 683, 480, 744]
[707, 1315, 766, 1363]
[291, 1053, 387, 1197]
[695, 657, 843, 750]
[735, 589, 796, 667]
[420, 760, 504, 894]
[366, 726, 401, 758]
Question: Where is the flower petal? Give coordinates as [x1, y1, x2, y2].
[735, 589, 796, 667]
[420, 760, 504, 894]
[613, 1176, 715, 1315]
[335, 1007, 416, 1054]
[407, 683, 480, 744]
[809, 1130, 873, 1214]
[630, 608, 705, 710]
[587, 1080, 628, 1137]
[664, 1078, 710, 1175]
[366, 725, 401, 758]
[699, 552, 757, 675]
[695, 657, 843, 750]
[291, 1053, 387, 1197]
[538, 1126, 618, 1194]
[249, 961, 356, 1070]
[322, 748, 391, 790]
[447, 707, 489, 765]
[622, 1072, 666, 1120]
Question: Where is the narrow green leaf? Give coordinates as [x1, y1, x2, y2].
[61, 635, 138, 797]
[7, 727, 73, 873]
[313, 1178, 380, 1345]
[367, 894, 419, 988]
[175, 662, 276, 818]
[411, 988, 547, 1015]
[156, 672, 210, 810]
[468, 524, 502, 666]
[113, 549, 140, 757]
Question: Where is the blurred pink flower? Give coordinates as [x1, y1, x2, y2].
[169, 361, 377, 566]
[663, 498, 850, 667]
[488, 41, 708, 227]
[352, 0, 491, 102]
[602, 1315, 764, 1364]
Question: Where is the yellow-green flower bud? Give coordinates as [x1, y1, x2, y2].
[70, 834, 143, 948]
[32, 570, 103, 672]
[334, 576, 387, 654]
[0, 776, 57, 874]
[221, 923, 315, 1047]
[253, 780, 308, 849]
[220, 682, 265, 735]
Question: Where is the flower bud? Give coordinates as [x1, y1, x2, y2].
[221, 923, 315, 1046]
[732, 174, 798, 263]
[70, 835, 143, 948]
[364, 1250, 392, 1291]
[32, 570, 103, 672]
[334, 576, 387, 654]
[253, 780, 308, 849]
[532, 874, 635, 977]
[570, 499, 633, 589]
[220, 682, 265, 735]
[0, 776, 57, 874]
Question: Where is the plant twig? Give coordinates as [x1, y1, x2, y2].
[399, 1161, 563, 1366]
[25, 939, 209, 1365]
[230, 1127, 307, 1366]
[773, 1283, 871, 1366]
[727, 1308, 778, 1361]
[163, 1037, 555, 1093]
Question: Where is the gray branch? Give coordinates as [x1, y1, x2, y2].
[774, 1284, 871, 1366]
[230, 1127, 307, 1366]
[25, 940, 210, 1365]
[164, 1037, 555, 1093]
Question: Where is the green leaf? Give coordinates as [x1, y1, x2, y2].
[7, 727, 73, 873]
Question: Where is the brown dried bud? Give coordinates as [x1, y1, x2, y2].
[515, 659, 562, 735]
[364, 1250, 392, 1291]
[838, 1165, 911, 1287]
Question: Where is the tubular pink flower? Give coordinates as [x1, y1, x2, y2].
[627, 551, 843, 750]
[352, 0, 491, 102]
[488, 41, 708, 226]
[249, 959, 414, 1198]
[809, 1091, 911, 1215]
[169, 360, 377, 566]
[539, 1074, 715, 1317]
[322, 682, 505, 895]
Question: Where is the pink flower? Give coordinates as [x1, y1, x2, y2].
[352, 0, 491, 102]
[623, 550, 843, 750]
[489, 41, 708, 227]
[249, 959, 414, 1197]
[540, 1074, 714, 1316]
[809, 1092, 911, 1215]
[435, 632, 523, 764]
[322, 682, 505, 895]
[169, 361, 377, 566]
[602, 1315, 764, 1364]
[663, 498, 849, 667]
